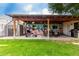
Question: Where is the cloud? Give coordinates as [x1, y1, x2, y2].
[24, 4, 33, 11]
[42, 8, 59, 15]
[53, 13, 58, 15]
[28, 11, 41, 15]
[28, 8, 52, 15]
[42, 8, 51, 15]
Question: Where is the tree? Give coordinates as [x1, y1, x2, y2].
[48, 3, 79, 16]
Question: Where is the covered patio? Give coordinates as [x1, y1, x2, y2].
[8, 15, 79, 38]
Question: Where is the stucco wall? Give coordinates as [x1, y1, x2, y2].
[63, 20, 79, 36]
[16, 21, 20, 36]
[0, 15, 12, 36]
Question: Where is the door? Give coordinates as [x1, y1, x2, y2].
[20, 25, 24, 36]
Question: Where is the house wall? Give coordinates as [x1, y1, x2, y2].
[0, 20, 9, 36]
[63, 20, 79, 36]
[16, 21, 20, 36]
[0, 15, 12, 36]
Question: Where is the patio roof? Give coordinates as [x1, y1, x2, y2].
[8, 14, 79, 22]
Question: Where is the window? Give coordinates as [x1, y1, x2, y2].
[52, 25, 58, 29]
[74, 22, 79, 29]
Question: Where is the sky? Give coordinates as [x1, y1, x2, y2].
[0, 3, 52, 15]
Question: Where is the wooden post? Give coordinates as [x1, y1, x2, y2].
[13, 18, 16, 37]
[47, 18, 50, 39]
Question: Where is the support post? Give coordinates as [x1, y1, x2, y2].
[13, 19, 16, 37]
[17, 20, 20, 36]
[47, 18, 50, 39]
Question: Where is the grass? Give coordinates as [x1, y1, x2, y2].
[0, 39, 79, 56]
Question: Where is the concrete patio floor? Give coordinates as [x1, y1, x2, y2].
[0, 35, 78, 41]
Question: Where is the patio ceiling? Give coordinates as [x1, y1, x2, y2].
[9, 14, 79, 23]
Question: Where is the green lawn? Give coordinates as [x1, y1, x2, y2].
[0, 39, 79, 56]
